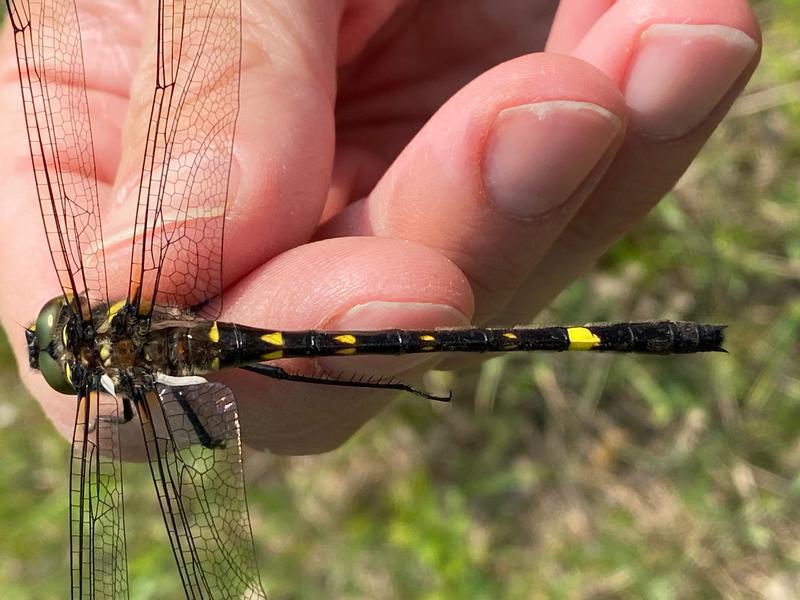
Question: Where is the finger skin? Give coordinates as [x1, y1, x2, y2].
[105, 0, 344, 297]
[570, 0, 760, 87]
[215, 235, 475, 454]
[546, 0, 614, 54]
[321, 54, 628, 323]
[330, 0, 557, 211]
[501, 0, 761, 323]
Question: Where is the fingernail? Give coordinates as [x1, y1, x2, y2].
[333, 301, 470, 329]
[484, 101, 622, 219]
[322, 301, 470, 375]
[625, 24, 758, 138]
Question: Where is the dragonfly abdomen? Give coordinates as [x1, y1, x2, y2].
[208, 320, 725, 369]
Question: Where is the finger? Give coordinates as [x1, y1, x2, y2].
[320, 54, 628, 323]
[501, 0, 761, 323]
[103, 0, 345, 298]
[546, 0, 614, 54]
[215, 236, 474, 455]
[0, 0, 140, 310]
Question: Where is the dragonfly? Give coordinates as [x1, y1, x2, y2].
[5, 0, 726, 597]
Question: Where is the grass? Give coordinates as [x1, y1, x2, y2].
[1, 1, 799, 598]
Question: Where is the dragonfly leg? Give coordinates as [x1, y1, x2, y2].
[89, 396, 136, 432]
[173, 389, 226, 450]
[241, 364, 451, 402]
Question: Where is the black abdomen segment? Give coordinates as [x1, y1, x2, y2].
[215, 321, 725, 368]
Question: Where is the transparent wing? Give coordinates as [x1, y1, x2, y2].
[127, 0, 241, 321]
[135, 381, 265, 599]
[6, 0, 108, 325]
[70, 387, 128, 599]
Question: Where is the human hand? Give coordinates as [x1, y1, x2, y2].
[0, 0, 760, 455]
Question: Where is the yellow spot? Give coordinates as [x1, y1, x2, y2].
[567, 327, 601, 351]
[261, 332, 284, 346]
[209, 322, 220, 343]
[62, 325, 68, 346]
[211, 357, 220, 370]
[29, 324, 36, 332]
[47, 314, 54, 329]
[65, 363, 72, 384]
[421, 346, 435, 352]
[100, 346, 110, 361]
[261, 350, 284, 360]
[420, 334, 436, 342]
[503, 332, 519, 347]
[334, 334, 357, 345]
[335, 347, 357, 355]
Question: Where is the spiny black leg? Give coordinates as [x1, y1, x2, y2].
[172, 389, 224, 450]
[241, 364, 451, 402]
[122, 396, 135, 423]
[91, 396, 136, 431]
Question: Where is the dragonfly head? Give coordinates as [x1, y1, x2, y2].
[26, 296, 75, 395]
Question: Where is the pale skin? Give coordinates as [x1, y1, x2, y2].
[0, 0, 761, 455]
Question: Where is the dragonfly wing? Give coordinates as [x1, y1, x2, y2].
[135, 381, 266, 599]
[70, 387, 129, 599]
[5, 0, 108, 325]
[127, 0, 241, 321]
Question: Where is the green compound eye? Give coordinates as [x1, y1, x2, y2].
[38, 351, 75, 395]
[32, 297, 74, 395]
[35, 297, 68, 351]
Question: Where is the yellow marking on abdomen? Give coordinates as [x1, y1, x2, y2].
[261, 350, 284, 360]
[261, 332, 284, 346]
[211, 357, 220, 370]
[502, 331, 519, 349]
[209, 322, 220, 343]
[567, 327, 601, 351]
[420, 333, 437, 351]
[334, 334, 357, 345]
[335, 347, 357, 355]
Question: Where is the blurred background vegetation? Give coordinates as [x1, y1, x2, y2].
[1, 1, 798, 598]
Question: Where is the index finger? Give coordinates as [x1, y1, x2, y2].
[104, 0, 342, 307]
